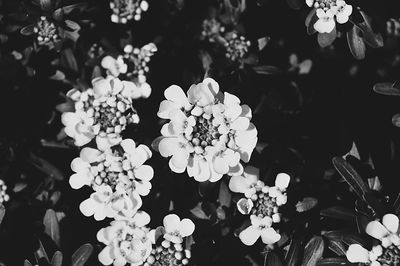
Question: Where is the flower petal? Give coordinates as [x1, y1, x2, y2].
[133, 211, 151, 227]
[120, 138, 136, 152]
[134, 165, 154, 181]
[80, 147, 102, 163]
[79, 198, 97, 217]
[260, 227, 281, 245]
[229, 175, 249, 194]
[179, 218, 195, 237]
[366, 221, 390, 240]
[275, 173, 290, 190]
[164, 85, 190, 109]
[382, 214, 399, 234]
[98, 246, 114, 265]
[69, 173, 91, 189]
[239, 225, 260, 246]
[346, 244, 370, 263]
[163, 214, 181, 233]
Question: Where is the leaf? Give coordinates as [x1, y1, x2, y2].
[342, 234, 368, 247]
[347, 25, 366, 60]
[301, 236, 324, 266]
[218, 181, 231, 207]
[327, 239, 347, 256]
[332, 157, 369, 201]
[305, 9, 318, 35]
[43, 209, 61, 247]
[61, 3, 87, 14]
[322, 230, 351, 240]
[286, 0, 302, 10]
[344, 142, 360, 160]
[51, 251, 63, 266]
[153, 226, 166, 242]
[20, 24, 35, 36]
[0, 204, 5, 226]
[252, 65, 283, 75]
[373, 82, 400, 96]
[60, 48, 79, 72]
[357, 11, 384, 48]
[296, 197, 318, 212]
[24, 260, 33, 266]
[39, 0, 53, 12]
[64, 20, 80, 31]
[190, 203, 211, 220]
[317, 29, 337, 48]
[258, 37, 270, 51]
[316, 258, 351, 265]
[34, 238, 49, 263]
[392, 114, 400, 127]
[320, 206, 356, 221]
[71, 243, 93, 266]
[285, 237, 303, 266]
[356, 214, 371, 234]
[28, 153, 65, 181]
[266, 251, 284, 266]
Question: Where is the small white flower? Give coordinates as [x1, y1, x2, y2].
[239, 215, 281, 246]
[314, 9, 336, 33]
[366, 213, 400, 247]
[101, 55, 128, 77]
[306, 0, 314, 7]
[163, 214, 195, 244]
[229, 166, 264, 198]
[335, 1, 352, 24]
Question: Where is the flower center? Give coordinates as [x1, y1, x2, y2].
[147, 241, 190, 266]
[34, 16, 58, 45]
[314, 0, 337, 10]
[190, 116, 221, 148]
[251, 191, 279, 218]
[378, 245, 400, 266]
[224, 32, 250, 62]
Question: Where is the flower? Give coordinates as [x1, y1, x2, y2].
[346, 214, 400, 265]
[314, 9, 335, 33]
[69, 138, 153, 196]
[110, 0, 149, 23]
[334, 1, 352, 24]
[223, 31, 251, 63]
[229, 167, 290, 223]
[200, 18, 225, 42]
[97, 211, 153, 265]
[163, 214, 195, 244]
[239, 215, 281, 246]
[61, 77, 139, 146]
[155, 78, 257, 182]
[101, 55, 128, 78]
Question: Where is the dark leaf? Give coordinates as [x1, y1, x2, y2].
[34, 239, 49, 263]
[285, 237, 303, 266]
[393, 193, 400, 216]
[316, 258, 351, 265]
[0, 204, 4, 226]
[60, 48, 79, 72]
[28, 153, 65, 181]
[317, 29, 337, 48]
[252, 65, 283, 75]
[347, 25, 366, 60]
[51, 251, 63, 266]
[320, 206, 356, 221]
[61, 3, 87, 14]
[20, 24, 36, 36]
[332, 157, 369, 201]
[305, 9, 318, 35]
[39, 0, 53, 12]
[286, 0, 302, 10]
[322, 230, 351, 240]
[190, 203, 210, 220]
[71, 243, 93, 266]
[43, 209, 61, 247]
[327, 239, 347, 256]
[266, 252, 284, 266]
[356, 214, 371, 234]
[64, 20, 80, 31]
[218, 181, 231, 208]
[342, 234, 368, 247]
[301, 236, 324, 266]
[296, 197, 318, 212]
[392, 114, 400, 127]
[357, 11, 384, 48]
[24, 260, 33, 266]
[373, 82, 400, 96]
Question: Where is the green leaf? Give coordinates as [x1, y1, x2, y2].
[286, 0, 302, 10]
[51, 251, 63, 266]
[332, 157, 369, 201]
[28, 153, 65, 181]
[356, 214, 371, 234]
[357, 11, 384, 48]
[320, 206, 356, 221]
[218, 181, 231, 208]
[34, 238, 49, 263]
[327, 239, 347, 256]
[0, 204, 4, 226]
[317, 29, 337, 48]
[392, 114, 400, 127]
[285, 237, 303, 266]
[43, 209, 61, 247]
[296, 197, 318, 212]
[266, 251, 284, 266]
[347, 25, 366, 60]
[252, 65, 283, 75]
[373, 82, 400, 96]
[316, 258, 351, 265]
[61, 48, 79, 72]
[24, 260, 33, 266]
[61, 3, 87, 14]
[305, 9, 318, 35]
[301, 236, 324, 266]
[71, 243, 93, 266]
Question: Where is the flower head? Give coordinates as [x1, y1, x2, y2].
[97, 211, 153, 265]
[101, 55, 128, 78]
[61, 77, 139, 146]
[314, 9, 335, 33]
[110, 0, 149, 23]
[239, 215, 281, 246]
[155, 78, 257, 182]
[223, 31, 251, 63]
[200, 18, 225, 42]
[163, 214, 195, 244]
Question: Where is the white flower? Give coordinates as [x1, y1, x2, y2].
[229, 166, 264, 198]
[155, 78, 257, 182]
[335, 1, 352, 24]
[346, 244, 371, 264]
[306, 0, 314, 7]
[163, 214, 195, 244]
[69, 147, 103, 189]
[101, 55, 128, 77]
[366, 214, 400, 248]
[314, 9, 335, 33]
[97, 211, 152, 265]
[239, 215, 281, 246]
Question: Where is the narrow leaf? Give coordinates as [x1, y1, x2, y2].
[34, 239, 49, 263]
[320, 206, 356, 221]
[61, 48, 79, 72]
[373, 82, 400, 96]
[301, 236, 324, 266]
[28, 153, 65, 181]
[219, 181, 231, 208]
[285, 237, 303, 266]
[252, 65, 282, 75]
[347, 25, 366, 60]
[24, 260, 33, 266]
[316, 258, 351, 265]
[327, 239, 347, 256]
[43, 209, 61, 247]
[0, 205, 5, 226]
[51, 251, 63, 266]
[72, 243, 93, 266]
[266, 251, 284, 266]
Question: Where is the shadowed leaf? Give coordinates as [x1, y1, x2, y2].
[320, 206, 356, 221]
[296, 197, 318, 212]
[373, 82, 400, 96]
[0, 205, 5, 225]
[318, 29, 336, 48]
[301, 236, 324, 266]
[43, 209, 60, 247]
[219, 181, 231, 207]
[266, 251, 284, 266]
[51, 251, 63, 266]
[327, 239, 346, 256]
[285, 237, 303, 266]
[72, 243, 93, 266]
[316, 258, 351, 265]
[347, 25, 366, 60]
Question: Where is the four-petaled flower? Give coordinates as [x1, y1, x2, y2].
[239, 215, 281, 246]
[155, 78, 257, 182]
[163, 214, 195, 244]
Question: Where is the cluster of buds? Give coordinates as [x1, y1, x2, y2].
[229, 167, 290, 246]
[123, 43, 157, 84]
[87, 43, 105, 61]
[0, 179, 9, 203]
[33, 16, 59, 46]
[61, 77, 140, 147]
[223, 31, 251, 63]
[110, 0, 149, 23]
[200, 18, 225, 43]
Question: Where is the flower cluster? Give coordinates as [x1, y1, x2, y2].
[229, 166, 290, 246]
[110, 0, 149, 23]
[61, 76, 140, 147]
[33, 16, 59, 46]
[97, 213, 195, 266]
[69, 138, 153, 220]
[346, 214, 400, 265]
[0, 179, 9, 203]
[87, 43, 105, 62]
[200, 18, 225, 43]
[223, 31, 251, 63]
[154, 78, 257, 182]
[306, 0, 353, 33]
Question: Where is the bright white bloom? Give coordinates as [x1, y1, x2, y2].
[110, 0, 149, 23]
[101, 55, 128, 77]
[239, 215, 281, 246]
[97, 211, 153, 265]
[334, 0, 352, 24]
[314, 9, 336, 33]
[163, 214, 195, 244]
[346, 214, 400, 265]
[61, 77, 139, 147]
[229, 167, 289, 223]
[155, 78, 257, 182]
[69, 138, 153, 196]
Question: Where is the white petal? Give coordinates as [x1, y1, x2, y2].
[366, 221, 390, 240]
[79, 198, 97, 217]
[179, 218, 195, 237]
[159, 137, 179, 157]
[228, 175, 249, 194]
[134, 165, 154, 181]
[70, 158, 90, 173]
[239, 225, 260, 246]
[275, 173, 290, 190]
[346, 244, 370, 263]
[80, 147, 102, 163]
[120, 139, 136, 152]
[98, 246, 114, 265]
[260, 227, 281, 245]
[163, 214, 181, 233]
[69, 173, 91, 189]
[230, 117, 250, 131]
[164, 85, 190, 109]
[169, 152, 189, 173]
[213, 156, 229, 174]
[133, 211, 151, 227]
[382, 214, 399, 234]
[194, 159, 211, 182]
[157, 100, 180, 119]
